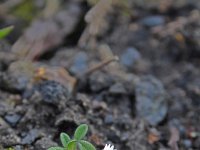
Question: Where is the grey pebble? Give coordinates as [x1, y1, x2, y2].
[135, 75, 168, 125]
[120, 47, 141, 68]
[140, 16, 165, 27]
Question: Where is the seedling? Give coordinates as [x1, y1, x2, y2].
[0, 26, 14, 39]
[48, 124, 96, 150]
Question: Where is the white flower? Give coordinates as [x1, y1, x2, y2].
[103, 144, 116, 150]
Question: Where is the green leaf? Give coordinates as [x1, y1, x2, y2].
[0, 26, 14, 39]
[67, 140, 77, 150]
[79, 140, 96, 150]
[74, 124, 88, 140]
[60, 132, 71, 147]
[78, 143, 87, 150]
[47, 147, 64, 150]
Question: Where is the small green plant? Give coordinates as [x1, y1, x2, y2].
[48, 124, 96, 150]
[0, 26, 14, 39]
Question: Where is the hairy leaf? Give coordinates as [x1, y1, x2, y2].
[47, 147, 64, 150]
[60, 132, 71, 147]
[79, 140, 96, 150]
[67, 140, 77, 150]
[78, 143, 86, 150]
[74, 124, 88, 140]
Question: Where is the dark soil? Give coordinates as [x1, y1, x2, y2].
[0, 0, 200, 149]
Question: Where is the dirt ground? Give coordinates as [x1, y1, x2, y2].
[0, 0, 200, 149]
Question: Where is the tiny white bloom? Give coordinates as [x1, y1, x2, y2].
[103, 144, 116, 150]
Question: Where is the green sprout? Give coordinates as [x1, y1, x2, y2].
[0, 26, 14, 39]
[48, 124, 96, 150]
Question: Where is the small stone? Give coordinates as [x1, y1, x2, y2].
[89, 72, 114, 92]
[0, 134, 20, 147]
[104, 114, 114, 124]
[135, 76, 168, 125]
[182, 139, 192, 148]
[0, 117, 20, 147]
[120, 47, 141, 68]
[121, 132, 129, 141]
[1, 61, 35, 91]
[13, 145, 24, 150]
[21, 129, 40, 145]
[109, 83, 127, 95]
[70, 52, 88, 75]
[4, 113, 22, 127]
[35, 137, 58, 150]
[140, 16, 165, 27]
[35, 80, 69, 105]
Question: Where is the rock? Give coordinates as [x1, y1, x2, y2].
[70, 52, 88, 75]
[4, 113, 22, 127]
[35, 137, 58, 150]
[1, 61, 35, 91]
[89, 72, 114, 92]
[35, 80, 69, 105]
[21, 129, 41, 145]
[12, 145, 25, 150]
[120, 47, 141, 68]
[109, 83, 127, 95]
[0, 117, 20, 147]
[0, 134, 20, 147]
[55, 108, 87, 127]
[121, 132, 129, 141]
[33, 66, 77, 94]
[104, 114, 114, 125]
[182, 139, 192, 148]
[0, 117, 10, 134]
[140, 16, 165, 27]
[135, 76, 168, 125]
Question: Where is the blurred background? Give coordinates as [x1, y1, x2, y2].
[0, 0, 200, 150]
